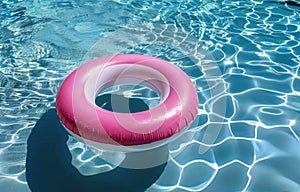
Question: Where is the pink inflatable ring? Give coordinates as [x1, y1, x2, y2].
[56, 54, 198, 146]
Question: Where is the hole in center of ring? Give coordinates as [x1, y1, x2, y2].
[95, 84, 161, 113]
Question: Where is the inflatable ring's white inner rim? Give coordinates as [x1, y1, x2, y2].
[84, 64, 170, 110]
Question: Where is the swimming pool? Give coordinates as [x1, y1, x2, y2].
[0, 0, 299, 191]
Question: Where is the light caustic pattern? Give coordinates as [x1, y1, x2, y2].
[0, 0, 300, 191]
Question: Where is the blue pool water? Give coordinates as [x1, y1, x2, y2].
[0, 0, 300, 191]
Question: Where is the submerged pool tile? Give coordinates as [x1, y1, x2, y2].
[292, 78, 300, 92]
[154, 161, 181, 187]
[194, 123, 233, 145]
[172, 142, 215, 166]
[248, 155, 300, 191]
[179, 161, 216, 189]
[213, 139, 254, 166]
[225, 74, 256, 93]
[203, 162, 249, 192]
[230, 122, 255, 138]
